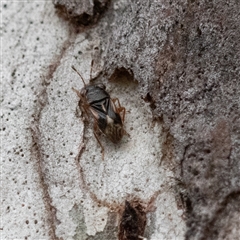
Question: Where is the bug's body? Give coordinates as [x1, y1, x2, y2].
[72, 64, 127, 158]
[81, 84, 125, 143]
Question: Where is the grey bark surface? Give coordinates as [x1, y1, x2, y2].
[103, 1, 240, 240]
[2, 0, 240, 240]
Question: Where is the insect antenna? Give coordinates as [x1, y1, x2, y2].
[71, 65, 86, 87]
[72, 87, 82, 99]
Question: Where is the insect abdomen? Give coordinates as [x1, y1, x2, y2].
[104, 116, 123, 143]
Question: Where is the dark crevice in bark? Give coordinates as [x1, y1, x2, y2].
[53, 0, 110, 26]
[118, 200, 147, 240]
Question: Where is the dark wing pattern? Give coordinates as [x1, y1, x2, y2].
[90, 100, 108, 131]
[86, 85, 110, 105]
[90, 98, 123, 132]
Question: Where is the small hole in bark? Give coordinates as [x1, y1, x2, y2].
[197, 26, 202, 36]
[192, 169, 199, 176]
[12, 69, 16, 77]
[188, 153, 196, 159]
[204, 149, 211, 154]
[143, 92, 156, 109]
[194, 187, 199, 193]
[185, 196, 192, 213]
[109, 67, 135, 83]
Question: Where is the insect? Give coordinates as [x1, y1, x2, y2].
[72, 61, 128, 159]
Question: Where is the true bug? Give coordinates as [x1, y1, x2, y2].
[72, 61, 128, 159]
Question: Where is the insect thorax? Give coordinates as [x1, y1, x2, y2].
[84, 85, 110, 104]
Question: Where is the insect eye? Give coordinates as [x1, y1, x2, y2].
[97, 83, 106, 90]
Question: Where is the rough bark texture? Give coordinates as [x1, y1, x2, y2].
[3, 0, 240, 239]
[102, 1, 240, 239]
[53, 0, 240, 238]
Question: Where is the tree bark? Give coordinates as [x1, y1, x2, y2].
[3, 1, 240, 239]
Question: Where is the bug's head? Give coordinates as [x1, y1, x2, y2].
[80, 87, 88, 97]
[96, 83, 106, 90]
[72, 87, 85, 99]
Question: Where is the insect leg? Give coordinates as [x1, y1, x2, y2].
[93, 121, 105, 160]
[118, 106, 126, 122]
[112, 97, 122, 108]
[72, 88, 91, 121]
[112, 98, 126, 122]
[71, 67, 86, 86]
[111, 98, 130, 137]
[80, 104, 91, 122]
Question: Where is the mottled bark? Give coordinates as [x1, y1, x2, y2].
[102, 1, 240, 239]
[4, 0, 240, 239]
[53, 0, 240, 239]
